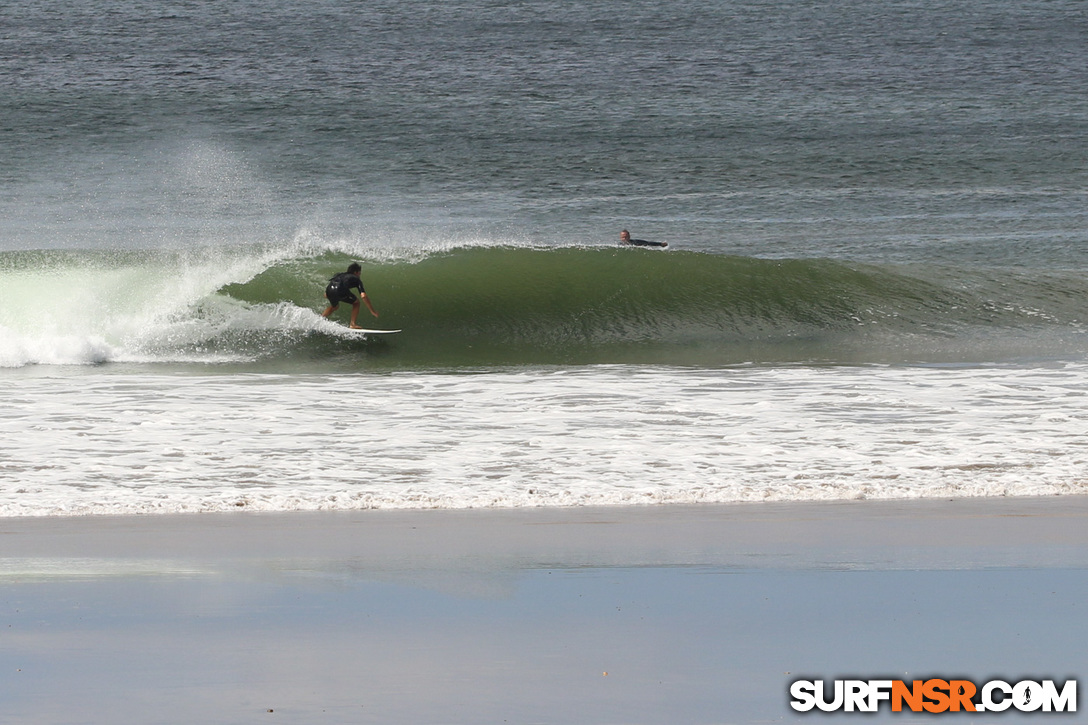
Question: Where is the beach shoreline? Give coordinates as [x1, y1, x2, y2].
[3, 497, 1086, 723]
[4, 495, 1088, 569]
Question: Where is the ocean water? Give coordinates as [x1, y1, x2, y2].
[2, 0, 1087, 515]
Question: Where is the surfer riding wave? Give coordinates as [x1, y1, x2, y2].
[322, 262, 379, 328]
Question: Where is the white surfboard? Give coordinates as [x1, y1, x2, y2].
[345, 328, 401, 335]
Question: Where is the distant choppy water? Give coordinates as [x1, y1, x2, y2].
[2, 0, 1087, 515]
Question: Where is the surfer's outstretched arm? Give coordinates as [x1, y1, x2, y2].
[349, 295, 378, 328]
[361, 293, 379, 319]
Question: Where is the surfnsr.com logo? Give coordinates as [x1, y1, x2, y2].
[789, 678, 1077, 713]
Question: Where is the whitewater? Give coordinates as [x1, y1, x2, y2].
[1, 363, 1085, 517]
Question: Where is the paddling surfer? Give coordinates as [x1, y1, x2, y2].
[620, 229, 668, 248]
[322, 262, 379, 328]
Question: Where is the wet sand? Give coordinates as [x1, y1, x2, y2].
[2, 497, 1087, 724]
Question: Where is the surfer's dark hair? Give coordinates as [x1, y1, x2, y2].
[347, 262, 362, 274]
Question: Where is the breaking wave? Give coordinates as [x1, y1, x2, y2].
[3, 241, 1086, 369]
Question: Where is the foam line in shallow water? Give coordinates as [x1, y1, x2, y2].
[2, 364, 1087, 516]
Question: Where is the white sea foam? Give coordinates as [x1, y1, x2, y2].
[0, 242, 329, 368]
[2, 363, 1086, 517]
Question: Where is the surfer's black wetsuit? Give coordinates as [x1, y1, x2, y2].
[623, 238, 668, 248]
[325, 272, 365, 304]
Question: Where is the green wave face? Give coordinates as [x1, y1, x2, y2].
[218, 246, 1088, 368]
